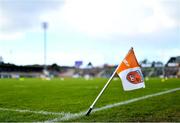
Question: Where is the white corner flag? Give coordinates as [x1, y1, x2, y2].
[116, 47, 145, 91]
[86, 47, 145, 116]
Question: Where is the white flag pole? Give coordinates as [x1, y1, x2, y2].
[85, 64, 120, 116]
[86, 47, 133, 116]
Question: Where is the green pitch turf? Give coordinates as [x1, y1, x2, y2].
[0, 77, 179, 122]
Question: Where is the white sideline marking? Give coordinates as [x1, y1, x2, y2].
[50, 87, 180, 122]
[0, 107, 66, 116]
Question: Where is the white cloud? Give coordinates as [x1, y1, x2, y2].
[0, 0, 62, 32]
[1, 0, 179, 37]
[6, 52, 44, 65]
[156, 48, 180, 63]
[1, 50, 105, 66]
[138, 0, 177, 33]
[0, 32, 24, 41]
[57, 0, 178, 36]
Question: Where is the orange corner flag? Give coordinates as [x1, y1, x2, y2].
[85, 47, 145, 116]
[117, 48, 145, 91]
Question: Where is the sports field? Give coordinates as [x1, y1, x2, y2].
[0, 77, 179, 122]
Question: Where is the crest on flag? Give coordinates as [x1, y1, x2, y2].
[126, 70, 143, 84]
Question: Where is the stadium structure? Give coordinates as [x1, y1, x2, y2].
[0, 56, 179, 78]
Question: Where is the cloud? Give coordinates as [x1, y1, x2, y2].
[1, 50, 105, 66]
[59, 0, 179, 36]
[156, 48, 180, 63]
[160, 0, 180, 21]
[0, 32, 24, 41]
[0, 0, 63, 33]
[1, 0, 178, 36]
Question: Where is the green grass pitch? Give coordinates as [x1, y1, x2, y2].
[0, 77, 179, 122]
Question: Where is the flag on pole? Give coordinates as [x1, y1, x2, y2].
[116, 48, 145, 91]
[85, 47, 145, 116]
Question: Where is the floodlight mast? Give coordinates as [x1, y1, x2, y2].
[42, 22, 48, 72]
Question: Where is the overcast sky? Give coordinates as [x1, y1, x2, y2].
[0, 0, 179, 66]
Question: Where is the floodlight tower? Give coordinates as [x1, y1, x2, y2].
[42, 22, 48, 74]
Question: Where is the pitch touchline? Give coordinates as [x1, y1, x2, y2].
[0, 107, 66, 116]
[50, 87, 180, 122]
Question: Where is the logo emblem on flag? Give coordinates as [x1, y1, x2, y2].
[126, 70, 143, 84]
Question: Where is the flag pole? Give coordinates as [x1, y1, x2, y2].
[86, 64, 120, 116]
[86, 47, 133, 116]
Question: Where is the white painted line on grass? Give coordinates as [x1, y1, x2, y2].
[50, 87, 180, 122]
[0, 107, 67, 116]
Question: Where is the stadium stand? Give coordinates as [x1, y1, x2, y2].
[165, 56, 180, 78]
[0, 56, 179, 78]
